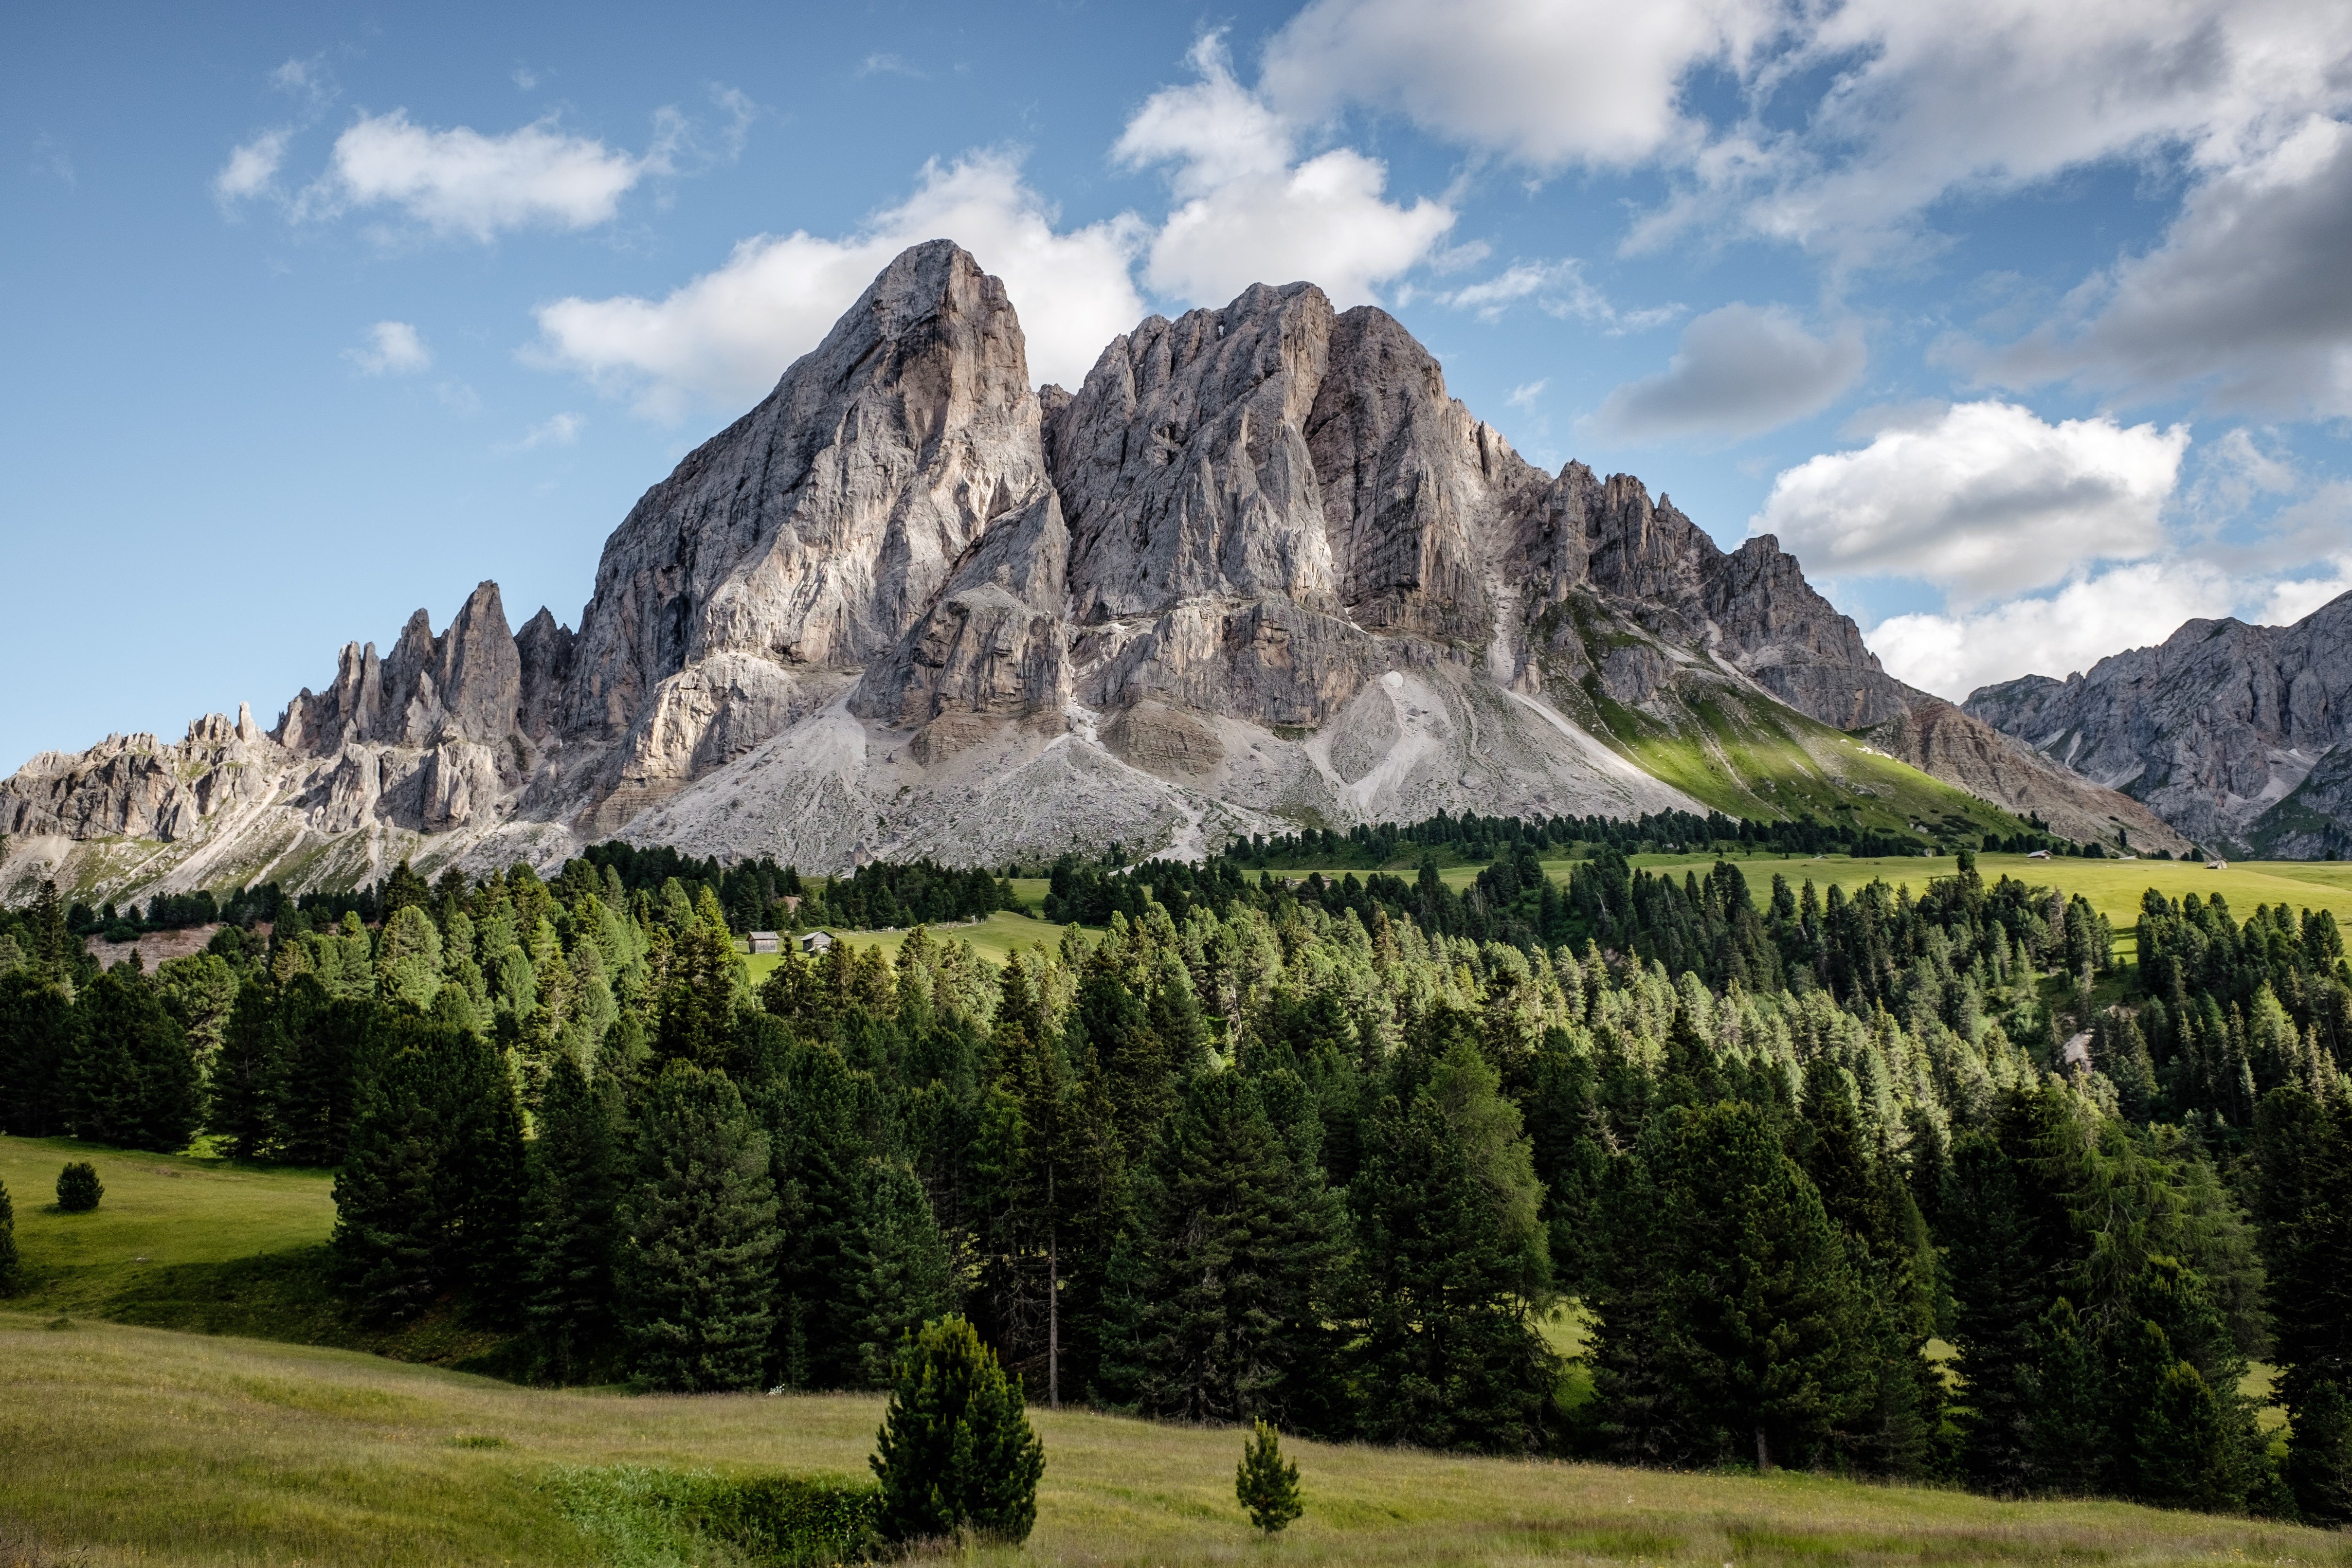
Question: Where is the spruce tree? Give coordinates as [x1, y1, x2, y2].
[1794, 1060, 1943, 1475]
[870, 1315, 1045, 1545]
[209, 981, 285, 1160]
[650, 902, 742, 1070]
[1235, 1418, 1303, 1534]
[55, 1160, 102, 1212]
[0, 1175, 17, 1294]
[1351, 1043, 1557, 1452]
[1943, 1090, 2081, 1495]
[749, 1032, 867, 1388]
[1113, 1065, 1345, 1427]
[1592, 1099, 1870, 1470]
[2254, 1084, 2352, 1522]
[438, 1023, 528, 1323]
[523, 1053, 625, 1381]
[270, 978, 367, 1167]
[0, 970, 74, 1137]
[66, 969, 203, 1151]
[615, 1061, 780, 1392]
[331, 1039, 447, 1323]
[847, 1156, 956, 1389]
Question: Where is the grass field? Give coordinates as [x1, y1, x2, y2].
[747, 856, 2352, 984]
[3, 1312, 2343, 1568]
[744, 910, 1075, 985]
[0, 1134, 517, 1369]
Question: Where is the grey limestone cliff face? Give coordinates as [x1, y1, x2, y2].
[1964, 592, 2352, 853]
[278, 580, 528, 755]
[560, 240, 1051, 826]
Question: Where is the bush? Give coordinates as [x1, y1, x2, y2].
[870, 1315, 1045, 1545]
[1237, 1418, 1303, 1534]
[704, 1474, 882, 1564]
[55, 1161, 102, 1213]
[0, 1177, 18, 1294]
[547, 1465, 881, 1566]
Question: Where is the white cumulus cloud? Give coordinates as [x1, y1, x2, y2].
[303, 110, 667, 239]
[531, 151, 1146, 419]
[346, 320, 433, 375]
[1260, 0, 1780, 168]
[1596, 303, 1864, 441]
[1754, 399, 2188, 600]
[1116, 36, 1453, 309]
[1867, 559, 2238, 699]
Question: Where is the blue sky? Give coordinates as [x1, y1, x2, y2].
[6, 0, 2351, 773]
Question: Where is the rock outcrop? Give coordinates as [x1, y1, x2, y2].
[1965, 593, 2352, 855]
[1, 240, 2200, 904]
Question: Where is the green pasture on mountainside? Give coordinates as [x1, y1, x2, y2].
[3, 1309, 2342, 1568]
[769, 855, 2352, 977]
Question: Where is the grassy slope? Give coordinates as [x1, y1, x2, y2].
[1624, 852, 2352, 934]
[1554, 659, 2023, 845]
[0, 1135, 515, 1367]
[4, 1314, 2343, 1568]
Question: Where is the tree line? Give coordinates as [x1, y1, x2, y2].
[0, 844, 2347, 1521]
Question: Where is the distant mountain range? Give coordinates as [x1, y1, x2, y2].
[2, 241, 2216, 903]
[1966, 593, 2352, 860]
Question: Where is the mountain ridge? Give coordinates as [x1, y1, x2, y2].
[0, 241, 2189, 902]
[1964, 592, 2352, 859]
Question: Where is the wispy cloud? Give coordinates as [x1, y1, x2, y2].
[1432, 257, 1679, 332]
[857, 53, 925, 79]
[346, 321, 433, 375]
[509, 411, 583, 450]
[28, 133, 75, 189]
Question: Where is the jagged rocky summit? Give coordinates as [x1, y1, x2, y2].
[0, 241, 2188, 901]
[1965, 593, 2352, 859]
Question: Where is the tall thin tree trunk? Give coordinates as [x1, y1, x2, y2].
[1755, 1424, 1772, 1472]
[1048, 1225, 1060, 1409]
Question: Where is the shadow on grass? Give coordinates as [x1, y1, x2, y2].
[97, 1243, 526, 1378]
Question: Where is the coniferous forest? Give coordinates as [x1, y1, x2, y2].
[2, 835, 2350, 1525]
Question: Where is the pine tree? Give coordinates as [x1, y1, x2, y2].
[974, 1010, 1070, 1401]
[1794, 1060, 1943, 1476]
[331, 1039, 447, 1323]
[375, 904, 445, 1009]
[1352, 1043, 1557, 1452]
[66, 969, 203, 1152]
[847, 1156, 956, 1388]
[55, 1160, 102, 1212]
[271, 980, 371, 1167]
[379, 859, 432, 921]
[615, 1061, 780, 1392]
[2106, 1258, 2258, 1512]
[1113, 1065, 1346, 1427]
[209, 981, 284, 1160]
[523, 1053, 624, 1381]
[1591, 1099, 1870, 1470]
[650, 896, 742, 1070]
[0, 1175, 18, 1294]
[749, 1032, 868, 1388]
[1235, 1418, 1303, 1534]
[869, 1315, 1045, 1545]
[0, 970, 74, 1137]
[1943, 1090, 2081, 1495]
[439, 1024, 528, 1323]
[2254, 1084, 2352, 1522]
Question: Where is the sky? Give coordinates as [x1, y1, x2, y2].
[6, 0, 2352, 775]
